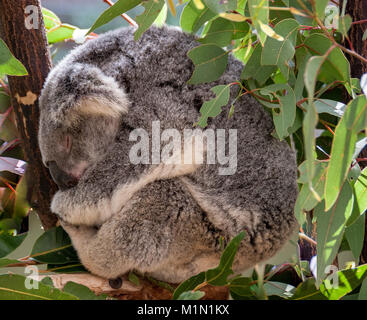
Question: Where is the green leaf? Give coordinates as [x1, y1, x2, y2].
[187, 44, 229, 84]
[196, 84, 231, 128]
[248, 0, 269, 45]
[46, 263, 86, 273]
[203, 0, 237, 13]
[0, 258, 20, 268]
[0, 39, 28, 76]
[180, 0, 216, 33]
[315, 0, 329, 20]
[128, 271, 140, 286]
[0, 233, 27, 258]
[173, 272, 205, 300]
[205, 231, 246, 286]
[200, 17, 249, 47]
[46, 24, 75, 44]
[261, 18, 299, 79]
[30, 227, 79, 264]
[294, 161, 327, 224]
[63, 281, 108, 300]
[0, 219, 20, 232]
[153, 3, 168, 27]
[320, 264, 367, 300]
[324, 95, 367, 211]
[134, 0, 165, 40]
[241, 43, 277, 85]
[345, 213, 365, 260]
[303, 34, 350, 84]
[263, 281, 295, 298]
[353, 167, 367, 218]
[0, 274, 78, 300]
[228, 276, 255, 299]
[316, 182, 354, 286]
[88, 0, 142, 33]
[177, 290, 205, 300]
[338, 14, 352, 38]
[259, 83, 296, 139]
[359, 278, 367, 300]
[290, 278, 327, 300]
[314, 99, 346, 117]
[42, 8, 61, 30]
[303, 53, 327, 185]
[40, 277, 54, 287]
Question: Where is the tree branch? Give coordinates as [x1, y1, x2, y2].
[0, 0, 58, 229]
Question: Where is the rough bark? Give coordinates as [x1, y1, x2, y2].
[0, 0, 58, 229]
[340, 0, 367, 263]
[36, 273, 229, 300]
[341, 0, 367, 78]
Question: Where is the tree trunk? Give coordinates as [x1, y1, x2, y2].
[0, 0, 58, 229]
[340, 0, 367, 263]
[342, 0, 367, 78]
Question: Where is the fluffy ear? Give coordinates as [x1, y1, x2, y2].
[40, 63, 129, 125]
[64, 96, 128, 126]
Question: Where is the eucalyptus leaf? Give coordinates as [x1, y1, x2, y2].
[196, 84, 231, 128]
[248, 0, 269, 45]
[0, 274, 78, 300]
[63, 281, 108, 300]
[187, 44, 229, 84]
[324, 95, 367, 211]
[134, 0, 165, 40]
[177, 290, 205, 300]
[205, 231, 245, 286]
[88, 0, 142, 33]
[180, 0, 216, 33]
[31, 227, 79, 264]
[345, 213, 365, 261]
[316, 182, 354, 286]
[320, 264, 367, 300]
[173, 272, 205, 300]
[200, 17, 249, 47]
[262, 18, 299, 79]
[0, 39, 28, 76]
[203, 0, 237, 14]
[0, 232, 27, 258]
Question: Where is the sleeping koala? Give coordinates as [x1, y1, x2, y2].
[38, 26, 298, 283]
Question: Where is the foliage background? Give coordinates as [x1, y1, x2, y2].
[0, 0, 367, 300]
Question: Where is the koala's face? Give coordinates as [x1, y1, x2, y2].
[38, 107, 122, 191]
[38, 117, 90, 190]
[38, 62, 129, 190]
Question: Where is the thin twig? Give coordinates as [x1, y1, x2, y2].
[299, 232, 317, 246]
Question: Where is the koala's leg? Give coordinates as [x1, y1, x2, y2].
[61, 180, 197, 280]
[61, 208, 173, 280]
[61, 179, 225, 282]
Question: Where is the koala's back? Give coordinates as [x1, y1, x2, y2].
[57, 26, 298, 272]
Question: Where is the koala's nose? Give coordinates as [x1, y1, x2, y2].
[47, 161, 79, 190]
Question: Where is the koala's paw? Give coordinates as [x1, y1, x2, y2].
[60, 219, 98, 240]
[51, 190, 70, 219]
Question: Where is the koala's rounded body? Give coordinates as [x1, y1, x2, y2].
[38, 26, 298, 283]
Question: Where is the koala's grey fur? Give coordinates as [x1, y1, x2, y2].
[38, 26, 298, 283]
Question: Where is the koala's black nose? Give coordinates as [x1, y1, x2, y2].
[47, 161, 78, 190]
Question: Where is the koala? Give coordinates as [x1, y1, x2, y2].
[38, 26, 298, 283]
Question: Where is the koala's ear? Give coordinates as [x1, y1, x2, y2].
[41, 63, 129, 125]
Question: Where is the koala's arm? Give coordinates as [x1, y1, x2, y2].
[59, 180, 188, 280]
